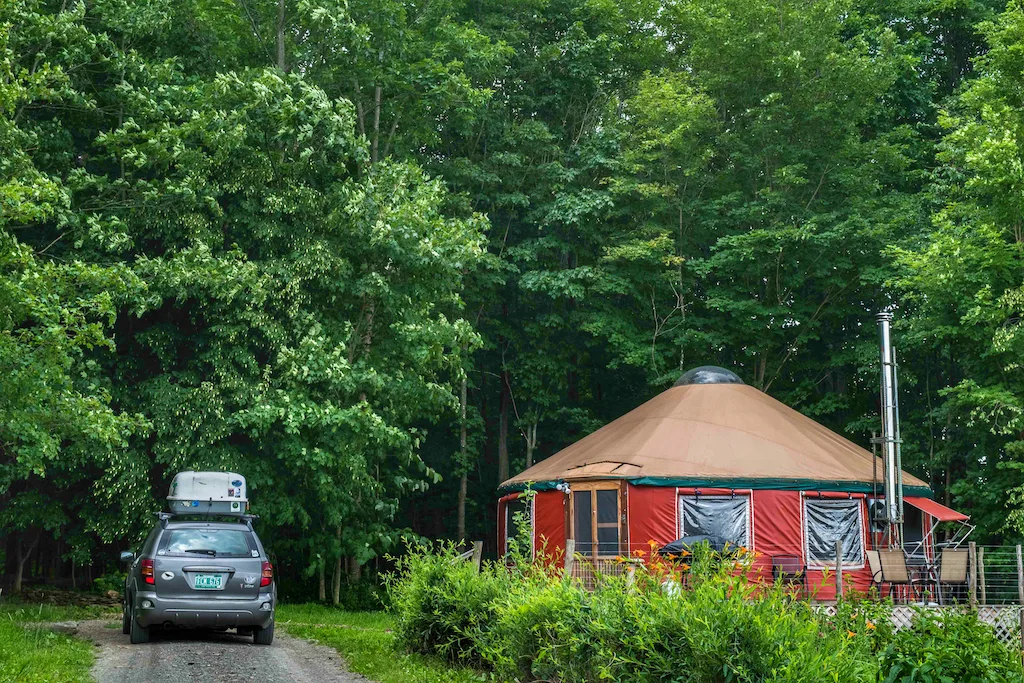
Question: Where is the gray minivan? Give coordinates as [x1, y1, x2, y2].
[121, 515, 276, 644]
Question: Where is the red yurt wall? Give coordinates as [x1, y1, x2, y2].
[498, 490, 568, 559]
[533, 490, 567, 559]
[626, 484, 675, 553]
[623, 484, 873, 600]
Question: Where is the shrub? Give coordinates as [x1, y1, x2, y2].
[482, 577, 594, 682]
[386, 542, 1024, 683]
[385, 541, 510, 667]
[579, 556, 875, 683]
[92, 571, 126, 595]
[879, 608, 1024, 683]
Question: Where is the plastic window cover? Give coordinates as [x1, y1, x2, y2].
[678, 495, 751, 548]
[803, 498, 865, 568]
[504, 496, 534, 556]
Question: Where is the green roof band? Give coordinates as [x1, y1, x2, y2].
[499, 476, 934, 499]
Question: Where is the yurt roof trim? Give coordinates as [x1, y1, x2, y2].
[499, 477, 934, 497]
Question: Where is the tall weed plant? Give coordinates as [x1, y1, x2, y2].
[386, 532, 1023, 682]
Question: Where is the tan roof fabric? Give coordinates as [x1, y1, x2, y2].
[501, 384, 928, 490]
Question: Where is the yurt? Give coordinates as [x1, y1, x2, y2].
[496, 366, 969, 599]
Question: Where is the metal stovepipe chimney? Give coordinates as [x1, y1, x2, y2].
[877, 312, 904, 546]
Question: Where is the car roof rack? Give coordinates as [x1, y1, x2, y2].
[157, 510, 259, 530]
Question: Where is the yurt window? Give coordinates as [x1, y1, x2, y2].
[571, 486, 621, 557]
[803, 498, 865, 568]
[677, 495, 751, 548]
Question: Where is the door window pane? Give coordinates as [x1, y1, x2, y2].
[574, 490, 593, 556]
[595, 489, 620, 555]
[597, 526, 619, 555]
[596, 490, 618, 523]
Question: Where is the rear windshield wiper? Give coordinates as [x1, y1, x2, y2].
[183, 549, 217, 556]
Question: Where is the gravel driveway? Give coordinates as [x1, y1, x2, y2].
[78, 620, 370, 683]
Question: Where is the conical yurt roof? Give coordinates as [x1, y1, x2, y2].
[500, 366, 929, 494]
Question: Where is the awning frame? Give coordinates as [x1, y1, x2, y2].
[902, 497, 974, 557]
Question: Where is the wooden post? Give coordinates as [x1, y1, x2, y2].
[979, 547, 987, 605]
[835, 540, 844, 600]
[471, 541, 483, 573]
[564, 539, 575, 578]
[969, 541, 978, 609]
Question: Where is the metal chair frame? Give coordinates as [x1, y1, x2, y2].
[771, 554, 807, 595]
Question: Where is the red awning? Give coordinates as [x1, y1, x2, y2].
[905, 496, 969, 522]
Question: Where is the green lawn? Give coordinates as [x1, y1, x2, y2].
[0, 620, 94, 683]
[277, 604, 482, 683]
[0, 601, 116, 683]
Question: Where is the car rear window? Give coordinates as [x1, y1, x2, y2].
[161, 529, 253, 557]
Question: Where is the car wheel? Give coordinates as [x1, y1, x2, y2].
[121, 595, 131, 635]
[253, 621, 274, 645]
[129, 609, 150, 644]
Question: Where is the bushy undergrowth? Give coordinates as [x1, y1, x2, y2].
[387, 542, 1024, 683]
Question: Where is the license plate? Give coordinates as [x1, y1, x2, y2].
[193, 574, 223, 590]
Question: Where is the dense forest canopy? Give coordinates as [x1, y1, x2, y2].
[3, 0, 1024, 598]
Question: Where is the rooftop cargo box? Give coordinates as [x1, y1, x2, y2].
[168, 471, 248, 516]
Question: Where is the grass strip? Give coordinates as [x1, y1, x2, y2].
[277, 604, 481, 683]
[0, 620, 94, 683]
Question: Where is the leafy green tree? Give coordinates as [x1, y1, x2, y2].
[893, 0, 1024, 537]
[0, 1, 143, 590]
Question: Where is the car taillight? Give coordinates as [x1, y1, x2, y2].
[260, 561, 273, 587]
[141, 559, 155, 585]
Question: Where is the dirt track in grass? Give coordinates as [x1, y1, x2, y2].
[78, 619, 371, 683]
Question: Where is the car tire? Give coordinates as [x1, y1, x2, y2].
[129, 610, 150, 644]
[253, 621, 274, 645]
[121, 596, 131, 635]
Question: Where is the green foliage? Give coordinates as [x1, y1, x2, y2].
[0, 621, 93, 683]
[388, 547, 1024, 683]
[386, 542, 511, 667]
[91, 571, 126, 596]
[6, 0, 1024, 598]
[879, 609, 1024, 683]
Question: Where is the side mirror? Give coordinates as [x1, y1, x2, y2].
[120, 551, 135, 563]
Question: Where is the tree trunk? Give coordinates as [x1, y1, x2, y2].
[526, 422, 538, 469]
[457, 473, 468, 542]
[13, 533, 39, 594]
[318, 562, 325, 602]
[371, 83, 382, 163]
[498, 371, 510, 482]
[331, 526, 342, 605]
[276, 0, 287, 71]
[347, 555, 362, 583]
[457, 372, 468, 541]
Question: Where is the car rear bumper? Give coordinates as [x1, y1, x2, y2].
[132, 591, 275, 629]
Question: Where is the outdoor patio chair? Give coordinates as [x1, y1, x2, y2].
[771, 554, 806, 595]
[877, 549, 927, 603]
[866, 550, 883, 594]
[935, 548, 968, 605]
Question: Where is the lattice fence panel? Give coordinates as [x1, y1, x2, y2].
[816, 605, 1021, 646]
